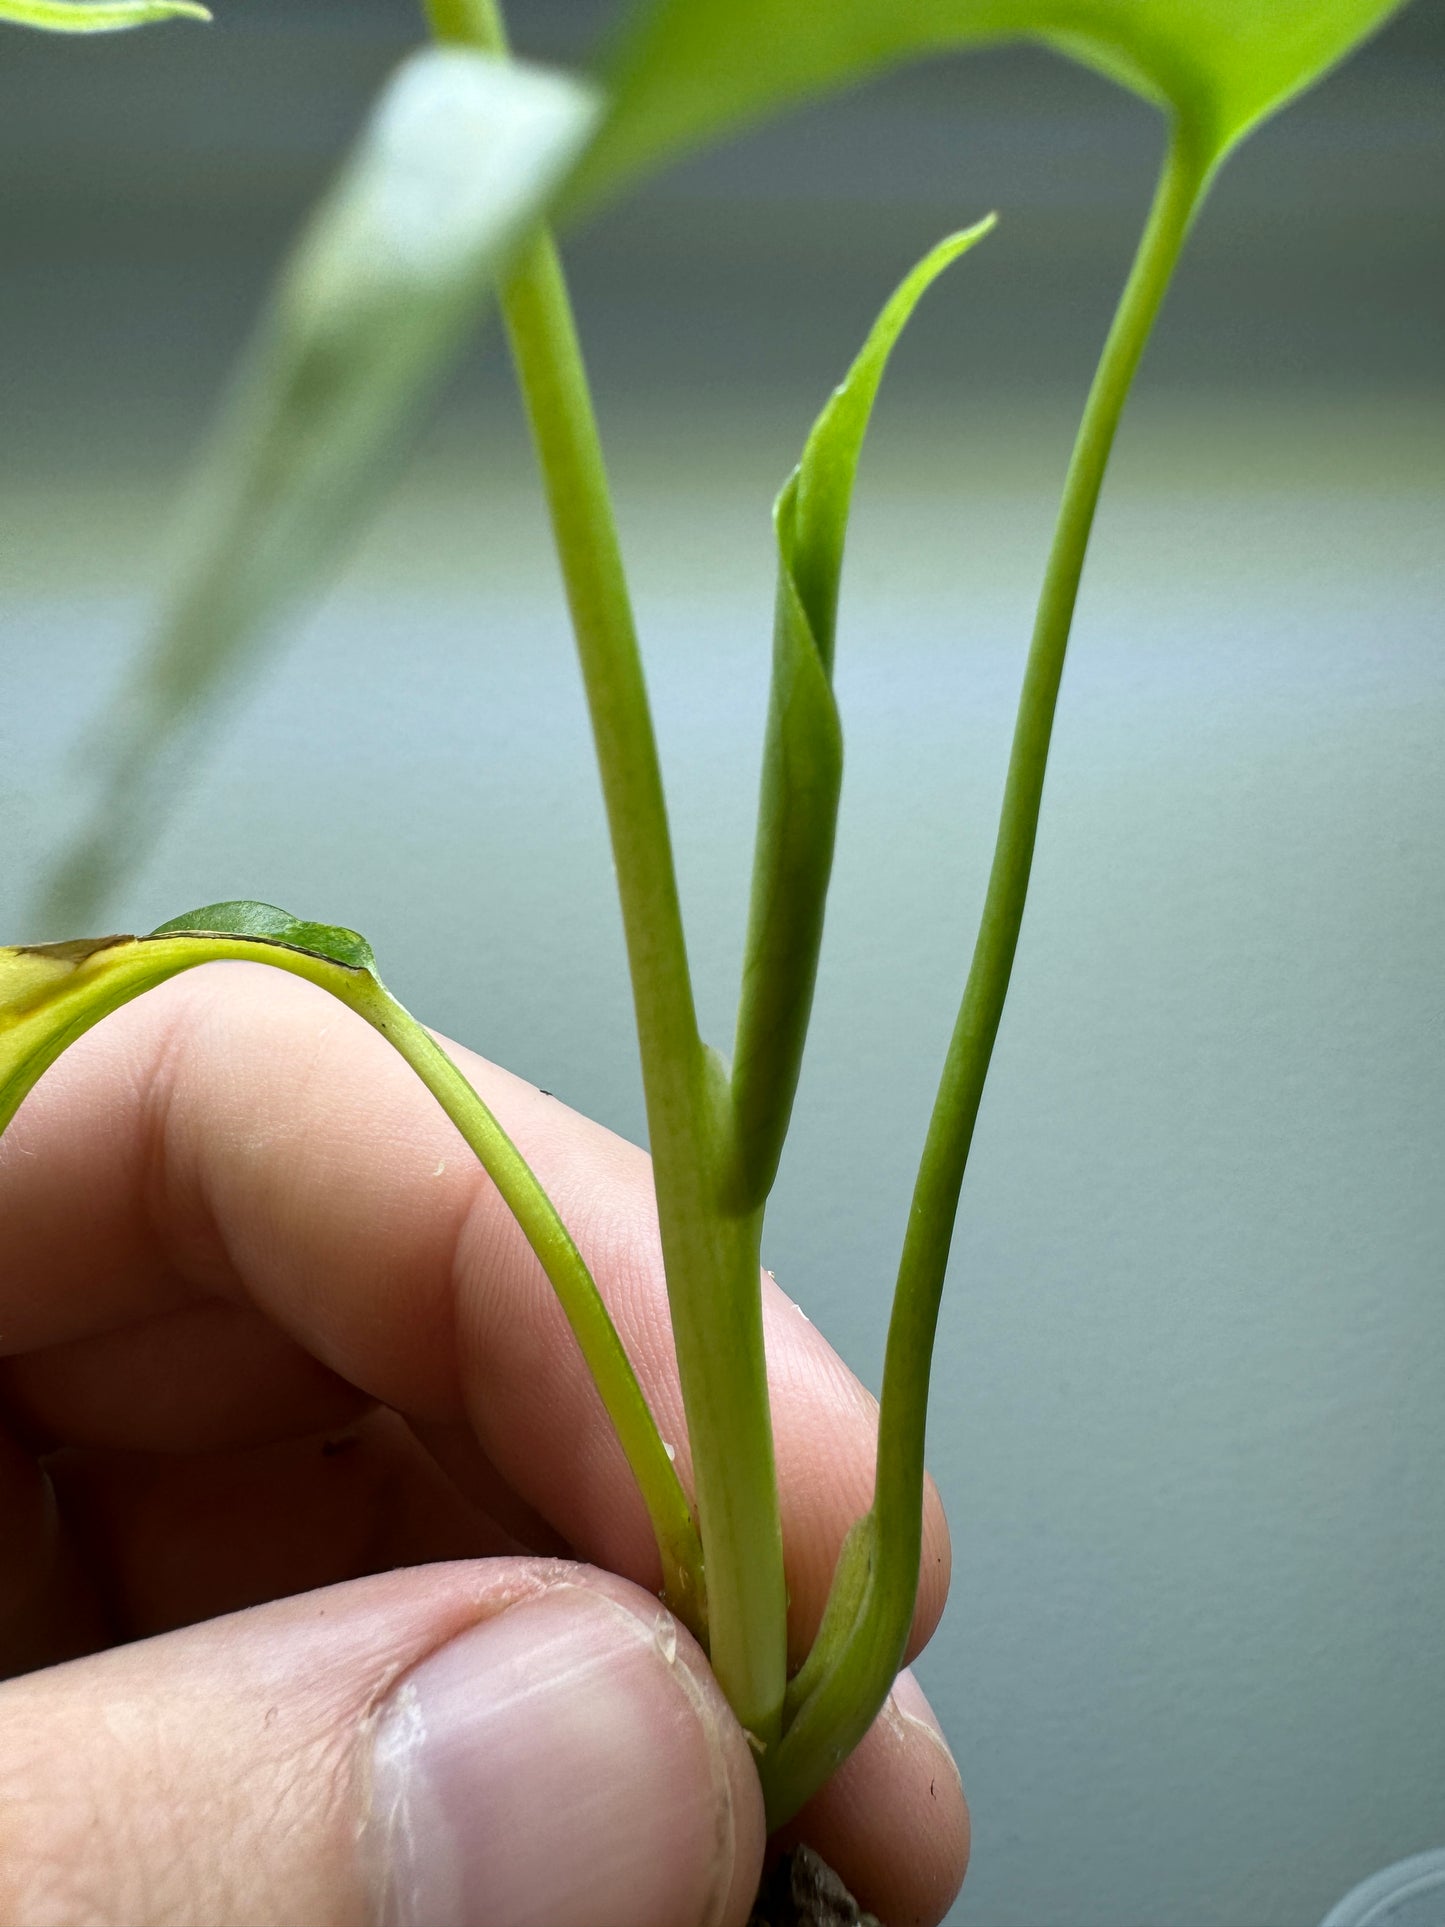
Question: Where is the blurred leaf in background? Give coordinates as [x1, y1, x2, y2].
[37, 43, 596, 934]
[580, 0, 1412, 202]
[0, 0, 208, 31]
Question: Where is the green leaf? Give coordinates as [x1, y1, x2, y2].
[0, 911, 379, 1139]
[37, 46, 598, 933]
[579, 0, 1410, 207]
[149, 900, 376, 972]
[727, 222, 992, 1211]
[0, 0, 208, 29]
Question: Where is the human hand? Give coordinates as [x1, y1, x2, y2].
[0, 964, 968, 1926]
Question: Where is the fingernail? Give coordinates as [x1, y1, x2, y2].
[368, 1586, 743, 1927]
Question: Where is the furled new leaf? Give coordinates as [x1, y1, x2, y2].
[38, 47, 598, 933]
[728, 222, 993, 1211]
[0, 899, 705, 1633]
[579, 0, 1409, 209]
[0, 0, 208, 29]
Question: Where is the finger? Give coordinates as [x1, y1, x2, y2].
[0, 1561, 766, 1927]
[779, 1667, 970, 1927]
[0, 964, 950, 1651]
[0, 1296, 370, 1454]
[409, 1416, 573, 1559]
[47, 1408, 529, 1643]
[4, 1408, 574, 1676]
[0, 1421, 108, 1677]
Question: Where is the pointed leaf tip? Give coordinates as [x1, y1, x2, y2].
[786, 215, 994, 658]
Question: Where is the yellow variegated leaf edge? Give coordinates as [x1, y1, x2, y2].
[0, 927, 374, 1137]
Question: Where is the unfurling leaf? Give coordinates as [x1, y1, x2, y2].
[38, 47, 599, 934]
[728, 223, 993, 1210]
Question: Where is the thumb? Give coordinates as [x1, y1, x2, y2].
[0, 1561, 765, 1927]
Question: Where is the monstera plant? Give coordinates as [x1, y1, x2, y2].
[1, 0, 1409, 1861]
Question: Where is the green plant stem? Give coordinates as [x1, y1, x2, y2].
[345, 978, 708, 1644]
[497, 226, 787, 1748]
[497, 241, 788, 1744]
[422, 0, 789, 1747]
[879, 132, 1208, 1591]
[419, 0, 489, 41]
[764, 125, 1211, 1826]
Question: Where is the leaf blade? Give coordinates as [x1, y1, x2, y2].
[578, 0, 1410, 208]
[149, 900, 377, 972]
[0, 921, 374, 1139]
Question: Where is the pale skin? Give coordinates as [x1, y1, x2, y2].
[0, 963, 968, 1927]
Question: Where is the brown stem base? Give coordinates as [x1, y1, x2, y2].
[748, 1846, 883, 1927]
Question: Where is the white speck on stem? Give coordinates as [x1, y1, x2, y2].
[662, 1440, 676, 1462]
[432, 1159, 446, 1177]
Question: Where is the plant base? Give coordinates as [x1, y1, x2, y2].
[748, 1845, 882, 1927]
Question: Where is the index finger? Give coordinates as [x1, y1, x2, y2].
[0, 960, 950, 1660]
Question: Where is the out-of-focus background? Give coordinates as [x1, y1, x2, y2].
[2, 4, 1442, 1921]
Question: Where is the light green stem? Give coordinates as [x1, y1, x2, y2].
[345, 979, 707, 1643]
[763, 124, 1212, 1826]
[418, 0, 489, 39]
[496, 233, 787, 1747]
[422, 0, 788, 1745]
